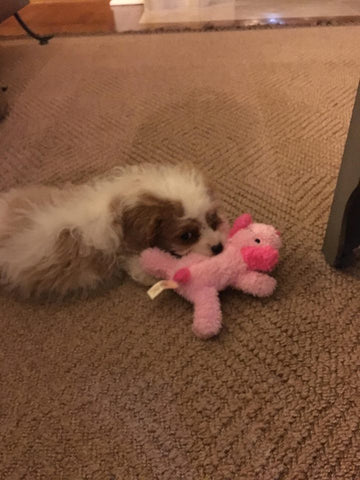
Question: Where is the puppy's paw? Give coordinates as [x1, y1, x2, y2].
[127, 256, 157, 286]
[132, 270, 157, 287]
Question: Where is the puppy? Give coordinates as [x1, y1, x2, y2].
[0, 163, 229, 297]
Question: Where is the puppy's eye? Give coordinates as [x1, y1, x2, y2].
[181, 232, 193, 241]
[255, 238, 261, 244]
[179, 225, 200, 244]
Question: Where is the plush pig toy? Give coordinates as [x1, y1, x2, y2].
[140, 214, 281, 339]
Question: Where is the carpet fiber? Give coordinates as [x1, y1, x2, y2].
[1, 27, 360, 480]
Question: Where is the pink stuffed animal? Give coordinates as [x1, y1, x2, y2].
[140, 214, 281, 339]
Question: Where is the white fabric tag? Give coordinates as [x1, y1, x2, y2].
[147, 280, 178, 300]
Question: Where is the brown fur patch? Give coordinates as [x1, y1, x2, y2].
[206, 210, 222, 231]
[121, 194, 199, 254]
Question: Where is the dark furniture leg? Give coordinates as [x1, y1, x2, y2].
[14, 12, 53, 45]
[323, 81, 360, 267]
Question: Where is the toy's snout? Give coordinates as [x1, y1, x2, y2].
[241, 245, 279, 272]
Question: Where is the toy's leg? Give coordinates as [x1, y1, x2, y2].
[140, 249, 179, 279]
[190, 287, 222, 339]
[235, 271, 276, 297]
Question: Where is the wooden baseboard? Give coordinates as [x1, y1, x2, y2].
[110, 0, 143, 5]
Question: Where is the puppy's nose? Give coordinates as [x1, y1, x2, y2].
[211, 243, 223, 255]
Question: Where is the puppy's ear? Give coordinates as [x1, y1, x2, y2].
[120, 195, 184, 253]
[121, 203, 162, 252]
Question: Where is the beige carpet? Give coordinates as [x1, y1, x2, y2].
[1, 27, 360, 480]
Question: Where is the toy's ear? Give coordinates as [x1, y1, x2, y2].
[228, 213, 252, 238]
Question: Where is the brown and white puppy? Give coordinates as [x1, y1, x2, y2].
[0, 163, 229, 297]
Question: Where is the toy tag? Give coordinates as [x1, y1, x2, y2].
[147, 280, 178, 300]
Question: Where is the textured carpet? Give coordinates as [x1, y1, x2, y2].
[1, 27, 360, 480]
